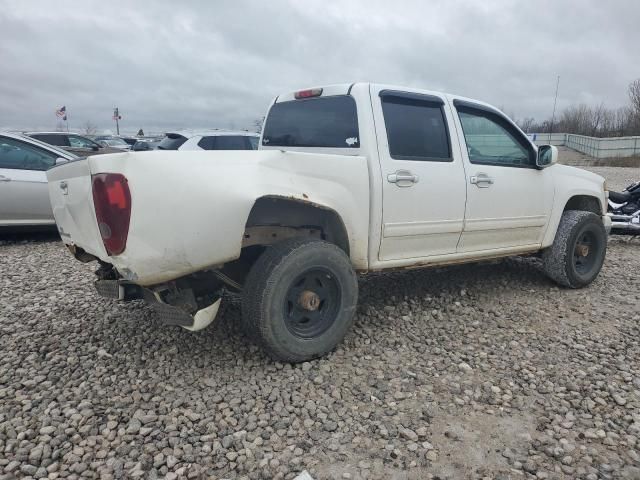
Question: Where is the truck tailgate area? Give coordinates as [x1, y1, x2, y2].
[47, 158, 107, 258]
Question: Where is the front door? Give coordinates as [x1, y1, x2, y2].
[451, 100, 554, 252]
[372, 88, 467, 261]
[0, 136, 57, 225]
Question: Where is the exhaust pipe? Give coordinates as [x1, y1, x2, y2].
[611, 221, 640, 235]
[610, 213, 639, 222]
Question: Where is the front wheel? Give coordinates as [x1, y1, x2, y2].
[242, 238, 358, 362]
[542, 210, 607, 288]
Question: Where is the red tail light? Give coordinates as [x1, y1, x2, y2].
[294, 88, 323, 99]
[92, 173, 131, 256]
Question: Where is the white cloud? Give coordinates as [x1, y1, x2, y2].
[0, 0, 637, 133]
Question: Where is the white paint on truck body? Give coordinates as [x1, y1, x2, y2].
[47, 82, 608, 288]
[49, 149, 369, 285]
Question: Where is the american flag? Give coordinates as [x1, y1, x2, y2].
[56, 106, 67, 121]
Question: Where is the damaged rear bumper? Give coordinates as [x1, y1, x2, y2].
[94, 279, 221, 331]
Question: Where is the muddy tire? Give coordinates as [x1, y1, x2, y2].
[542, 210, 607, 288]
[242, 238, 358, 362]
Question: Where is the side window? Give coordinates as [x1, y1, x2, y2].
[68, 135, 95, 148]
[0, 137, 57, 171]
[213, 136, 251, 150]
[247, 137, 259, 150]
[457, 108, 534, 167]
[197, 136, 215, 150]
[381, 93, 451, 161]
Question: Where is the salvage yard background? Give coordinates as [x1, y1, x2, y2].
[0, 154, 639, 480]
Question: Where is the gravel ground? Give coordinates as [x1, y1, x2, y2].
[1, 167, 639, 480]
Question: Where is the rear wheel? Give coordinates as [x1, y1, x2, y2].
[542, 210, 607, 288]
[242, 238, 358, 362]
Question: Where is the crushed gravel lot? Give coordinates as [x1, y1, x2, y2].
[1, 165, 639, 480]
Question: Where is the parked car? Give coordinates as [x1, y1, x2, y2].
[47, 83, 610, 362]
[0, 132, 76, 228]
[132, 137, 163, 151]
[27, 132, 121, 156]
[156, 130, 259, 151]
[121, 137, 140, 147]
[93, 136, 131, 151]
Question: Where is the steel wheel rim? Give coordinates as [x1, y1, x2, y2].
[573, 230, 599, 275]
[283, 267, 341, 339]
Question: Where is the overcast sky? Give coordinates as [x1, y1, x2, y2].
[1, 0, 638, 134]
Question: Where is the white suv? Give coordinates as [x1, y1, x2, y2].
[157, 130, 259, 151]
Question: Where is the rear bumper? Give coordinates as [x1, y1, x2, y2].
[95, 279, 221, 331]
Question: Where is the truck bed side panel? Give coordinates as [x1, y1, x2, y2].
[48, 150, 369, 285]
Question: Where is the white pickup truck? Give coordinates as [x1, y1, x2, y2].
[47, 83, 611, 362]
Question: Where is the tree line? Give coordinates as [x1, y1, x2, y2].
[516, 79, 640, 138]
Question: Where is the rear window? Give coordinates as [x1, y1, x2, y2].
[262, 96, 359, 148]
[157, 133, 188, 150]
[197, 135, 252, 150]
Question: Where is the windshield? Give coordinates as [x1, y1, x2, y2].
[24, 135, 78, 159]
[104, 138, 128, 147]
[157, 133, 188, 150]
[262, 95, 359, 148]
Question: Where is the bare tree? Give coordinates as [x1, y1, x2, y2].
[526, 78, 640, 137]
[252, 116, 265, 134]
[629, 79, 640, 114]
[590, 103, 606, 136]
[518, 117, 535, 133]
[83, 121, 97, 135]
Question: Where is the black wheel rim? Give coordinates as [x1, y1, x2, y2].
[573, 229, 599, 276]
[283, 268, 341, 339]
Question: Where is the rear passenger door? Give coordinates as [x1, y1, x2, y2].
[452, 100, 554, 252]
[372, 88, 467, 261]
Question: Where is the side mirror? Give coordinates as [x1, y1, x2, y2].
[55, 157, 68, 165]
[536, 145, 558, 168]
[92, 144, 101, 151]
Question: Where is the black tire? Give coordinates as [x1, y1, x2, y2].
[242, 238, 358, 362]
[542, 210, 607, 288]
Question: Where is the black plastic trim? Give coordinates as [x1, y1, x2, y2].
[453, 99, 502, 116]
[380, 90, 445, 105]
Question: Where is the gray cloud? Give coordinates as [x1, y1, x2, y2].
[0, 0, 638, 134]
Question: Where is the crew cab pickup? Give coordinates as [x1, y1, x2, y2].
[47, 83, 611, 362]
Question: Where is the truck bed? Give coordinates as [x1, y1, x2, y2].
[47, 150, 370, 286]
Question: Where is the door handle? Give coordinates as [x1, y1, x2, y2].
[387, 170, 419, 187]
[0, 175, 11, 182]
[470, 174, 494, 188]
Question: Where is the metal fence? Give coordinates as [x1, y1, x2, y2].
[531, 133, 640, 158]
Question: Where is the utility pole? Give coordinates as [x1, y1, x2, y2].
[113, 107, 121, 136]
[549, 75, 560, 143]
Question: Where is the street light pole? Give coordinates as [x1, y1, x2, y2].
[549, 75, 560, 143]
[113, 107, 120, 136]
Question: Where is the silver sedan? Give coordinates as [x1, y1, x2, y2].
[0, 132, 76, 228]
